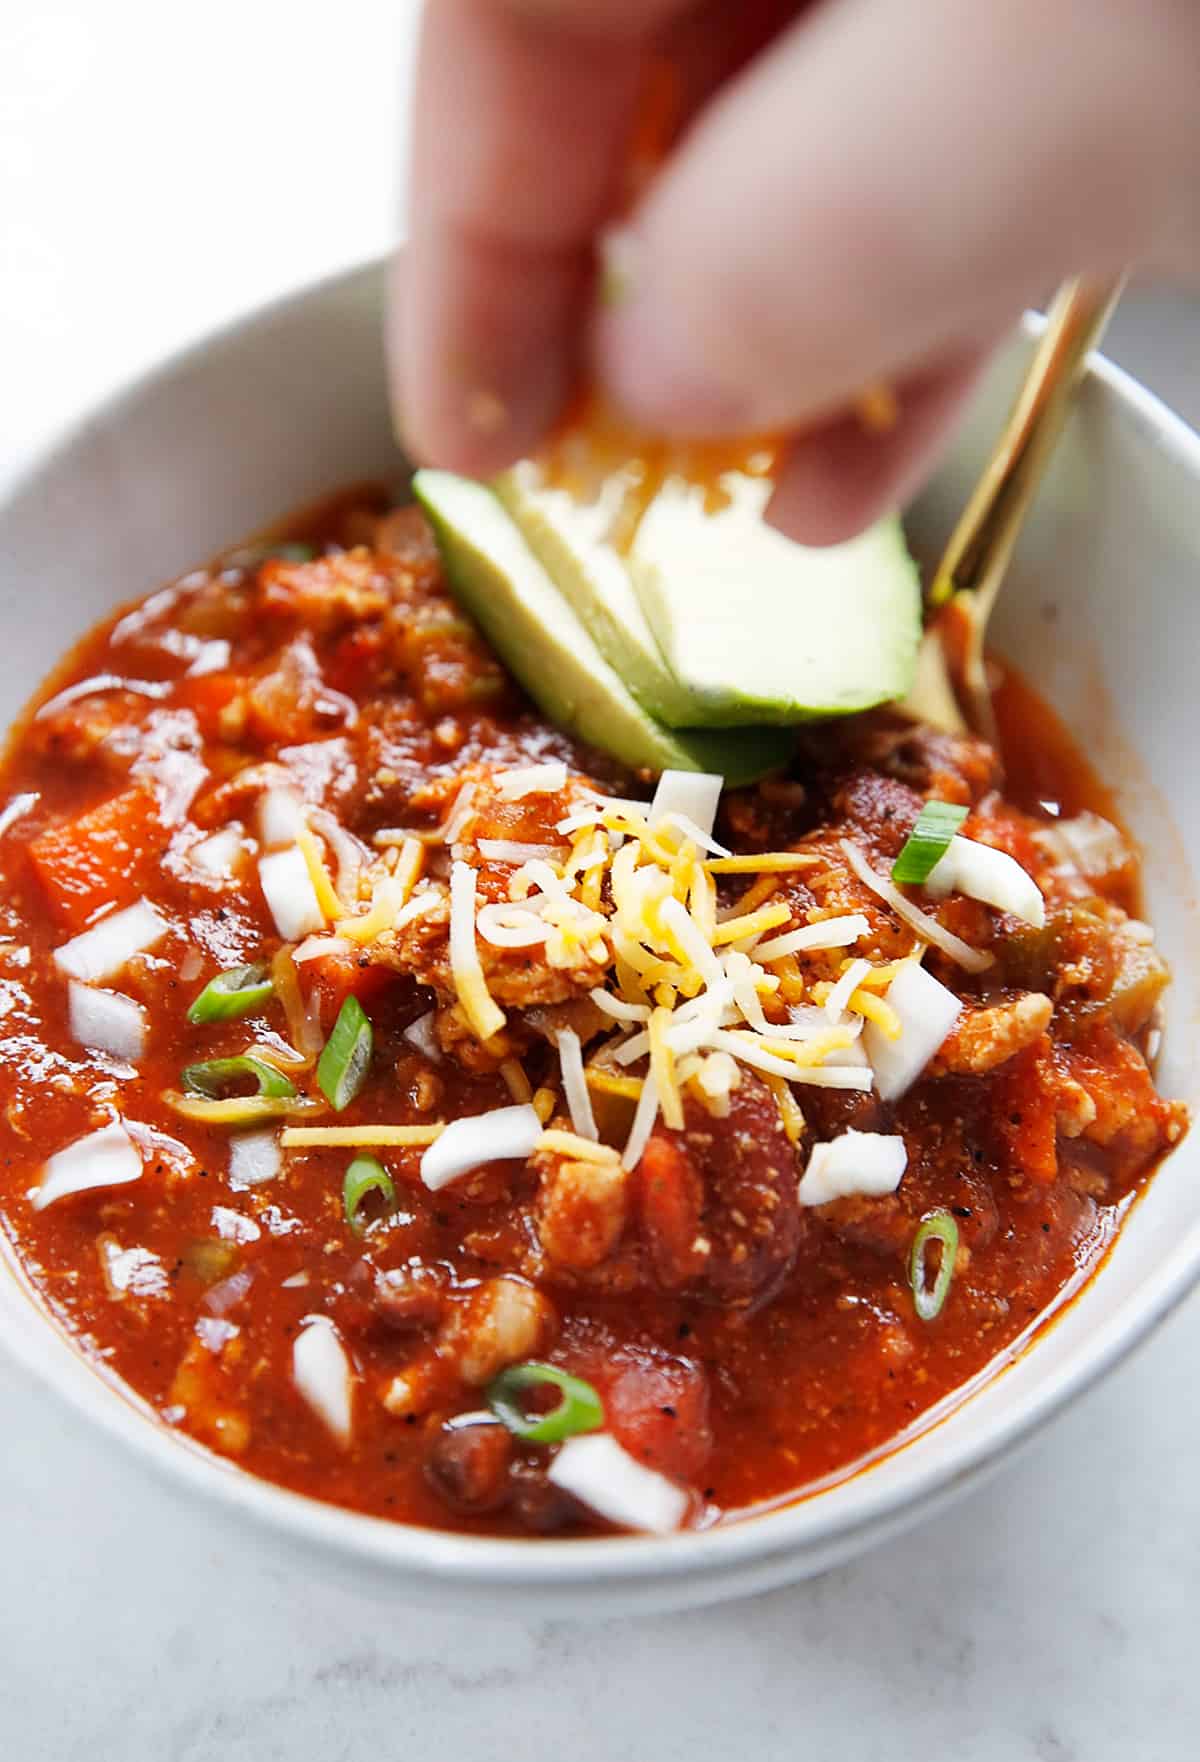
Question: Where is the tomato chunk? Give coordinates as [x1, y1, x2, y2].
[27, 788, 166, 931]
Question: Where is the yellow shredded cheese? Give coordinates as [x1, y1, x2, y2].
[710, 901, 792, 947]
[705, 853, 819, 874]
[584, 1067, 645, 1101]
[648, 1005, 683, 1130]
[449, 861, 506, 1042]
[531, 1087, 558, 1124]
[848, 989, 902, 1039]
[295, 820, 341, 921]
[281, 1124, 445, 1148]
[499, 1058, 533, 1102]
[764, 1073, 805, 1145]
[535, 1129, 622, 1165]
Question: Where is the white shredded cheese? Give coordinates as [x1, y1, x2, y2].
[556, 1027, 599, 1141]
[292, 1318, 354, 1446]
[754, 914, 871, 961]
[32, 1121, 143, 1211]
[799, 1130, 908, 1206]
[54, 900, 168, 984]
[440, 781, 478, 843]
[476, 902, 549, 948]
[259, 846, 325, 940]
[589, 988, 651, 1025]
[548, 1433, 689, 1534]
[866, 962, 962, 1101]
[823, 958, 872, 1022]
[419, 1103, 541, 1191]
[67, 982, 147, 1061]
[621, 1073, 661, 1170]
[477, 839, 567, 864]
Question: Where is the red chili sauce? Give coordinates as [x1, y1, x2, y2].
[0, 490, 1185, 1536]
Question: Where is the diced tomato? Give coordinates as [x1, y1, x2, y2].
[596, 1351, 713, 1483]
[306, 950, 395, 1030]
[27, 788, 167, 931]
[635, 1133, 707, 1288]
[175, 672, 246, 741]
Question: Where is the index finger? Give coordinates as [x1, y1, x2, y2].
[392, 0, 692, 475]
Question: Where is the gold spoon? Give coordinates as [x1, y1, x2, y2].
[921, 275, 1125, 740]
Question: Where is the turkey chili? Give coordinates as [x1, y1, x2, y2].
[0, 493, 1186, 1537]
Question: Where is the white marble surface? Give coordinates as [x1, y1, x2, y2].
[4, 5, 1200, 1757]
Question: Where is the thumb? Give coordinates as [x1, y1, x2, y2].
[592, 0, 1200, 442]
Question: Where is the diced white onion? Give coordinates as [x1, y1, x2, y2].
[67, 982, 146, 1061]
[258, 788, 306, 850]
[195, 1316, 239, 1353]
[589, 988, 651, 1025]
[403, 1010, 442, 1062]
[495, 761, 568, 800]
[292, 1318, 354, 1446]
[229, 1129, 282, 1189]
[840, 840, 993, 974]
[477, 839, 567, 864]
[925, 836, 1046, 929]
[32, 1121, 143, 1211]
[865, 962, 962, 1101]
[621, 1073, 661, 1170]
[754, 914, 871, 962]
[54, 900, 168, 983]
[548, 1433, 689, 1534]
[556, 1027, 598, 1141]
[1038, 811, 1129, 878]
[420, 1103, 542, 1191]
[259, 846, 325, 939]
[798, 1129, 908, 1206]
[189, 822, 250, 878]
[823, 958, 872, 1022]
[476, 902, 549, 948]
[650, 771, 723, 842]
[186, 638, 232, 676]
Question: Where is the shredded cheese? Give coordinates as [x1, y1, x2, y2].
[295, 819, 343, 920]
[281, 1124, 445, 1148]
[535, 1129, 621, 1165]
[495, 761, 568, 800]
[556, 1028, 599, 1140]
[705, 852, 819, 874]
[449, 861, 506, 1042]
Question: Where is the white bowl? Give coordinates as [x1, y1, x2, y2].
[1, 262, 1198, 1616]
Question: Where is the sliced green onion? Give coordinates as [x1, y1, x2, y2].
[187, 964, 275, 1025]
[486, 1362, 604, 1444]
[317, 996, 374, 1112]
[343, 1154, 397, 1235]
[272, 541, 317, 562]
[182, 1054, 297, 1101]
[910, 1210, 960, 1321]
[892, 801, 969, 886]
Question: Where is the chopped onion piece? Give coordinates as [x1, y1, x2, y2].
[865, 962, 962, 1101]
[440, 781, 478, 843]
[589, 988, 651, 1025]
[823, 958, 872, 1022]
[621, 1073, 661, 1170]
[259, 846, 325, 940]
[754, 914, 870, 961]
[229, 1129, 282, 1189]
[1039, 811, 1129, 878]
[403, 1010, 442, 1062]
[840, 840, 993, 974]
[292, 935, 355, 963]
[556, 1027, 598, 1141]
[189, 823, 250, 878]
[54, 900, 168, 983]
[477, 839, 567, 864]
[32, 1121, 143, 1211]
[420, 1103, 541, 1191]
[292, 1318, 354, 1446]
[650, 770, 723, 842]
[258, 788, 306, 850]
[495, 761, 568, 800]
[68, 982, 147, 1061]
[925, 835, 1046, 929]
[799, 1129, 908, 1206]
[548, 1433, 689, 1534]
[0, 791, 39, 838]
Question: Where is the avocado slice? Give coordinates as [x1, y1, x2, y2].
[495, 465, 699, 727]
[629, 476, 922, 725]
[413, 471, 792, 785]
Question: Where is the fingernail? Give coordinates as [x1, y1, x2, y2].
[592, 241, 751, 437]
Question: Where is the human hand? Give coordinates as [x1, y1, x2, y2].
[393, 0, 1200, 544]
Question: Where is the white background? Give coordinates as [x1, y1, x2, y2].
[3, 5, 1200, 1758]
